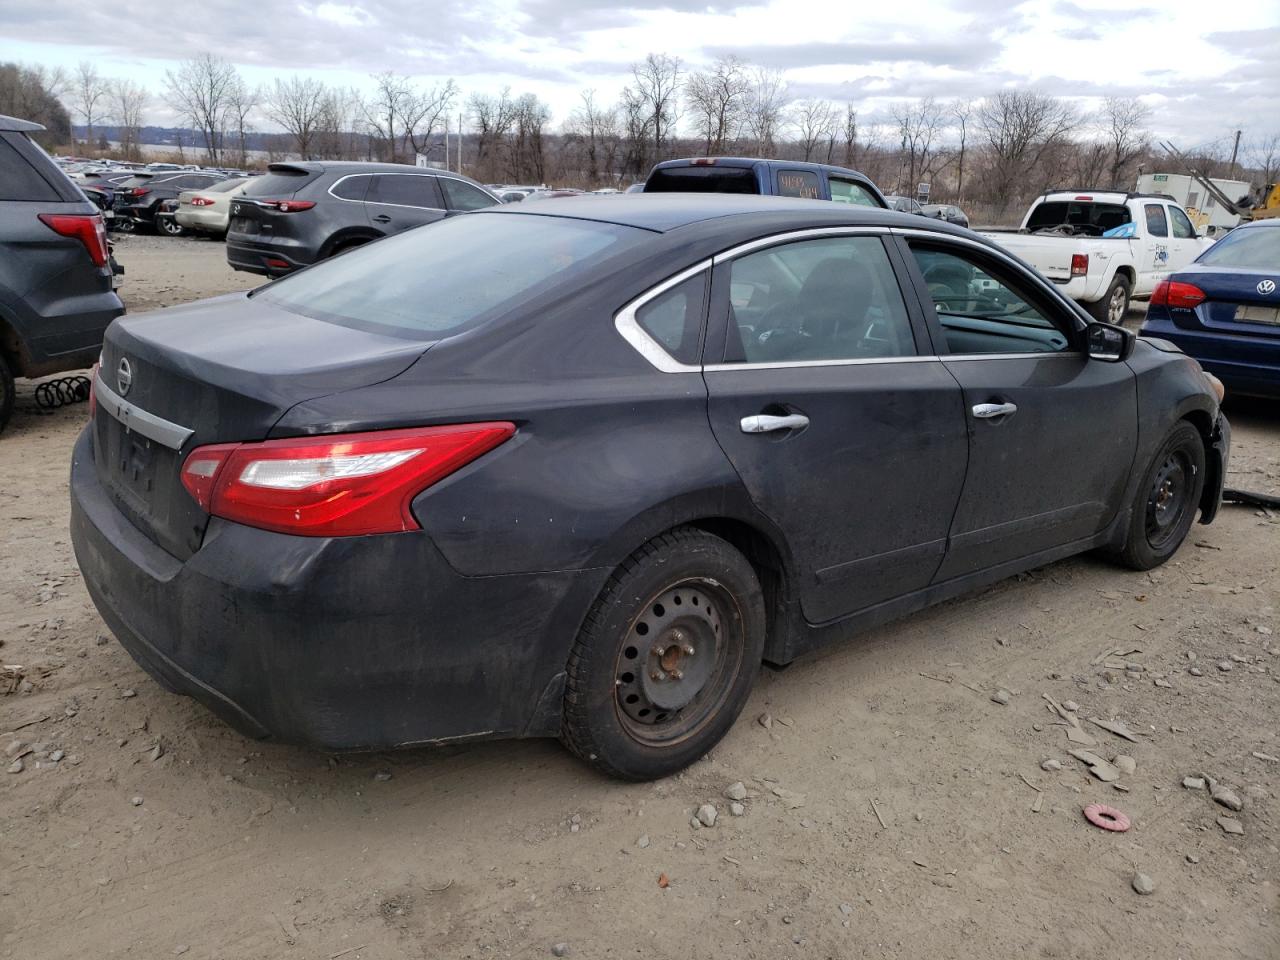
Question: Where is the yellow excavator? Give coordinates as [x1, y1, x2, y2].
[1160, 141, 1280, 222]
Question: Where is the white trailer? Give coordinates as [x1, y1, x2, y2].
[1137, 173, 1252, 234]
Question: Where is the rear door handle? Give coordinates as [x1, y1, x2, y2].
[972, 402, 1017, 419]
[371, 214, 392, 224]
[740, 414, 810, 434]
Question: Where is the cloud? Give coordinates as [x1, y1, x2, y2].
[1205, 25, 1280, 56]
[703, 39, 1003, 70]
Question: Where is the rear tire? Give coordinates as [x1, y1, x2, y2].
[327, 238, 369, 259]
[1087, 274, 1132, 325]
[0, 353, 14, 435]
[561, 527, 766, 781]
[1113, 421, 1205, 570]
[157, 216, 185, 238]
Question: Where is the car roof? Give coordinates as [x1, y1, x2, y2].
[651, 156, 872, 179]
[0, 114, 46, 132]
[478, 192, 964, 234]
[266, 160, 477, 177]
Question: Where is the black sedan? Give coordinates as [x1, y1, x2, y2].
[71, 196, 1229, 780]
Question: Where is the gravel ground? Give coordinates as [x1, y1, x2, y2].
[1, 234, 1278, 960]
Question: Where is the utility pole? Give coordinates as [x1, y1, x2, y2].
[457, 111, 463, 173]
[1229, 129, 1242, 178]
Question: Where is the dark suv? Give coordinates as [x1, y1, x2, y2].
[113, 170, 228, 234]
[644, 157, 886, 207]
[0, 114, 124, 433]
[225, 161, 501, 277]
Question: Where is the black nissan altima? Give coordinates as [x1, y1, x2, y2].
[71, 195, 1230, 780]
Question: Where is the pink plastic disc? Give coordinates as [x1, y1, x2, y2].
[1083, 803, 1131, 832]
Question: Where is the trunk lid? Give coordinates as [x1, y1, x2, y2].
[1173, 266, 1280, 339]
[95, 292, 430, 559]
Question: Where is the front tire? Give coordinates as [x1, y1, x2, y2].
[1114, 421, 1205, 570]
[561, 527, 766, 780]
[1088, 274, 1132, 325]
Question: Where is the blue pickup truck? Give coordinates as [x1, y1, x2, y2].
[643, 157, 887, 208]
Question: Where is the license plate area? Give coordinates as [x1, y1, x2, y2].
[229, 217, 258, 234]
[1235, 304, 1280, 325]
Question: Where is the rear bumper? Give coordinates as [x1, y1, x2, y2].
[176, 208, 228, 233]
[225, 236, 312, 276]
[1139, 322, 1280, 398]
[69, 426, 596, 750]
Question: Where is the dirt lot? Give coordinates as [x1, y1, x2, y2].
[2, 234, 1278, 960]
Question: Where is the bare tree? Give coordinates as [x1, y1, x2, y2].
[404, 79, 459, 163]
[265, 76, 327, 159]
[314, 87, 360, 160]
[978, 91, 1078, 211]
[510, 93, 551, 182]
[163, 54, 238, 163]
[362, 71, 420, 163]
[224, 76, 260, 168]
[685, 55, 749, 155]
[1248, 132, 1280, 190]
[842, 104, 858, 168]
[73, 61, 107, 149]
[109, 79, 147, 160]
[470, 88, 517, 179]
[952, 98, 975, 200]
[790, 99, 835, 162]
[567, 89, 619, 185]
[1102, 96, 1150, 190]
[618, 85, 650, 179]
[0, 63, 73, 145]
[744, 66, 788, 157]
[892, 97, 946, 194]
[631, 53, 681, 162]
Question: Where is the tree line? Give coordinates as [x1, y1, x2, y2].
[2, 54, 1277, 219]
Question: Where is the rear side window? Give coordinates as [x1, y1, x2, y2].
[723, 236, 916, 363]
[644, 166, 759, 194]
[634, 273, 707, 365]
[367, 174, 441, 208]
[0, 136, 61, 202]
[330, 174, 371, 201]
[440, 177, 497, 211]
[830, 177, 881, 207]
[1144, 204, 1169, 237]
[777, 170, 820, 199]
[258, 213, 646, 338]
[244, 167, 321, 197]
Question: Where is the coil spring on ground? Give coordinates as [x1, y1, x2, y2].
[34, 375, 92, 410]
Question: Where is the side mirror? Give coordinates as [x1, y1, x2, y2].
[1086, 321, 1135, 362]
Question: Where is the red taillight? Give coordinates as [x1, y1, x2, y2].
[691, 158, 718, 166]
[128, 187, 150, 197]
[264, 257, 291, 270]
[38, 213, 109, 267]
[1070, 253, 1089, 277]
[1074, 195, 1093, 201]
[190, 196, 215, 207]
[259, 199, 315, 212]
[1151, 280, 1205, 310]
[180, 423, 516, 537]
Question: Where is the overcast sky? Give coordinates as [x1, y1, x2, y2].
[5, 0, 1278, 147]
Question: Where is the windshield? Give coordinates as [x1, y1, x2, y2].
[258, 213, 647, 339]
[1197, 226, 1280, 270]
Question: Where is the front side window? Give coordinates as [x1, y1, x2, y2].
[1145, 203, 1169, 237]
[441, 178, 498, 211]
[908, 244, 1071, 355]
[722, 235, 916, 363]
[829, 177, 880, 207]
[1170, 206, 1196, 239]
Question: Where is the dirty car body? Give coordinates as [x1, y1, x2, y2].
[71, 195, 1228, 770]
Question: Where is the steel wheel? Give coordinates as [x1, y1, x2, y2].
[1145, 448, 1194, 550]
[613, 581, 743, 746]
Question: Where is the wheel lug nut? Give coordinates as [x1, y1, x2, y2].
[670, 669, 683, 680]
[652, 645, 665, 657]
[682, 644, 695, 656]
[650, 671, 664, 682]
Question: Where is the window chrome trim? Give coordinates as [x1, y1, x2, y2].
[614, 260, 712, 373]
[941, 351, 1085, 362]
[711, 225, 888, 265]
[94, 373, 194, 451]
[704, 355, 940, 372]
[326, 173, 376, 204]
[326, 172, 451, 213]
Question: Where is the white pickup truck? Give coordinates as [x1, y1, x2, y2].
[980, 191, 1214, 323]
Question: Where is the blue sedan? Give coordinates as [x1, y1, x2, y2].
[1141, 219, 1280, 398]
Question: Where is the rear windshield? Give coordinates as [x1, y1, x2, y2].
[244, 168, 320, 197]
[1025, 201, 1131, 236]
[257, 213, 647, 339]
[118, 175, 155, 188]
[645, 166, 759, 194]
[1197, 226, 1280, 270]
[204, 178, 245, 194]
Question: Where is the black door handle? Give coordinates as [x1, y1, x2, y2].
[371, 214, 391, 224]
